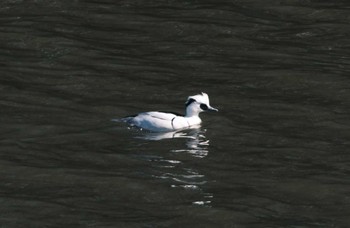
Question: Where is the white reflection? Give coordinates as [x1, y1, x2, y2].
[135, 125, 201, 140]
[136, 126, 209, 158]
[130, 126, 213, 206]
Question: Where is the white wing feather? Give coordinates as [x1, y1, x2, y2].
[130, 112, 177, 132]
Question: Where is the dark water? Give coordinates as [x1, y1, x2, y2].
[1, 0, 350, 227]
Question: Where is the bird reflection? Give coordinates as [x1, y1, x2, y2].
[133, 126, 213, 206]
[135, 126, 209, 158]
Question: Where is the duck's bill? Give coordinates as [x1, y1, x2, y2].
[208, 106, 219, 112]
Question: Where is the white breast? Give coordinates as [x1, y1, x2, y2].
[172, 115, 201, 130]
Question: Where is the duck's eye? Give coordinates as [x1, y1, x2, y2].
[200, 104, 208, 110]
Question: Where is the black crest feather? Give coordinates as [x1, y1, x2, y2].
[185, 98, 196, 107]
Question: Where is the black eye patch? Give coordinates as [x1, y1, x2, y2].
[200, 104, 208, 110]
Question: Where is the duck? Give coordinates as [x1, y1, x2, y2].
[123, 92, 218, 132]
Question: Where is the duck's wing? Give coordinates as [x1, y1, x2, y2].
[127, 111, 177, 132]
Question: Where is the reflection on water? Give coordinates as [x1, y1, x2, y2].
[171, 130, 209, 159]
[135, 125, 201, 140]
[133, 127, 213, 206]
[136, 127, 209, 157]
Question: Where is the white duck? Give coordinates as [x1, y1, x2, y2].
[123, 92, 218, 132]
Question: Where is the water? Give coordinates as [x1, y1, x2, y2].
[1, 0, 350, 227]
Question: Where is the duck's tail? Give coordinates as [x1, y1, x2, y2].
[113, 115, 136, 123]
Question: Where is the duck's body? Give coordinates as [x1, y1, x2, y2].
[123, 92, 218, 132]
[129, 111, 201, 132]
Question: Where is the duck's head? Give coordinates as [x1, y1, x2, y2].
[185, 92, 218, 117]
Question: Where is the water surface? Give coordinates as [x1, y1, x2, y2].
[1, 0, 350, 227]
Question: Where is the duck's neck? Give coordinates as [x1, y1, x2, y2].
[185, 108, 200, 118]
